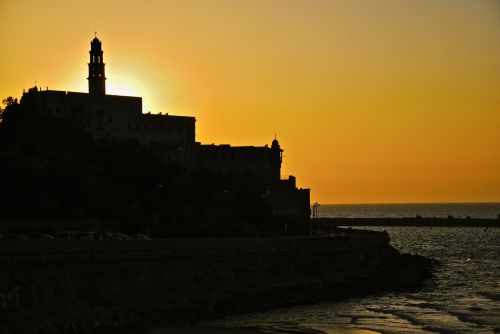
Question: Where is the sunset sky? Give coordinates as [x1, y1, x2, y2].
[1, 0, 499, 204]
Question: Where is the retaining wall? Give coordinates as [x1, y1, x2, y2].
[0, 231, 425, 334]
[0, 232, 388, 264]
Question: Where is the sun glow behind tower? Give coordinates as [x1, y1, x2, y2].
[1, 0, 499, 204]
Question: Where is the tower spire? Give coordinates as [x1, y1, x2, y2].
[88, 35, 106, 95]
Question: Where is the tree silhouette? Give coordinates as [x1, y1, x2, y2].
[0, 96, 18, 123]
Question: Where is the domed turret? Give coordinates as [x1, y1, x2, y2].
[269, 136, 283, 181]
[271, 138, 280, 149]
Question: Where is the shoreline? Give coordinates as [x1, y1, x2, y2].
[148, 325, 380, 334]
[148, 328, 269, 334]
[149, 327, 325, 334]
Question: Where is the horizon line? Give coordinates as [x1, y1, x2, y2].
[315, 201, 500, 206]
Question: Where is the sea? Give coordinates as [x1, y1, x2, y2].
[316, 202, 500, 219]
[205, 203, 500, 334]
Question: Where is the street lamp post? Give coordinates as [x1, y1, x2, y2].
[312, 202, 320, 234]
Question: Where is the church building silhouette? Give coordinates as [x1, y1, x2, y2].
[21, 36, 310, 223]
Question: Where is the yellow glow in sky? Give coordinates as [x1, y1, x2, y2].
[1, 0, 499, 204]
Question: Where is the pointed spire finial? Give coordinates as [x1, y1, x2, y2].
[95, 31, 97, 38]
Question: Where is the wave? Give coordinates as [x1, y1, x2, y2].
[366, 306, 493, 334]
[422, 325, 459, 334]
[478, 291, 500, 302]
[412, 302, 441, 310]
[446, 311, 491, 329]
[367, 308, 422, 327]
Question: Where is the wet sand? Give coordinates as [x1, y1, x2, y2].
[148, 328, 266, 334]
[148, 327, 380, 334]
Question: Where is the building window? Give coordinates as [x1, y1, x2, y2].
[108, 117, 112, 123]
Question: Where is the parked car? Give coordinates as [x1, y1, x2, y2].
[1, 234, 30, 241]
[78, 232, 98, 240]
[134, 234, 151, 240]
[95, 231, 115, 240]
[56, 231, 98, 240]
[112, 233, 132, 240]
[38, 234, 55, 240]
[56, 231, 78, 240]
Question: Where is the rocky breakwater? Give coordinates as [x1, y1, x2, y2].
[0, 230, 433, 333]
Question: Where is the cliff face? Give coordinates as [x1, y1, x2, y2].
[0, 235, 433, 334]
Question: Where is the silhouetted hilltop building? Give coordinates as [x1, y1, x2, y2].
[19, 37, 310, 225]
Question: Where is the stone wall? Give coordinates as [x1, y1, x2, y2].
[0, 234, 384, 264]
[0, 232, 434, 334]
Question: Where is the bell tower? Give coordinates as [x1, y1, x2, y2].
[270, 137, 283, 181]
[88, 35, 106, 95]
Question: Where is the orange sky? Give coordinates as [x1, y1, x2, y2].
[1, 0, 499, 204]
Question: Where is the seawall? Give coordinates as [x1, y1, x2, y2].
[0, 232, 432, 334]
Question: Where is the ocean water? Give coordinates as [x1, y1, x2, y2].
[206, 227, 500, 333]
[316, 203, 500, 219]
